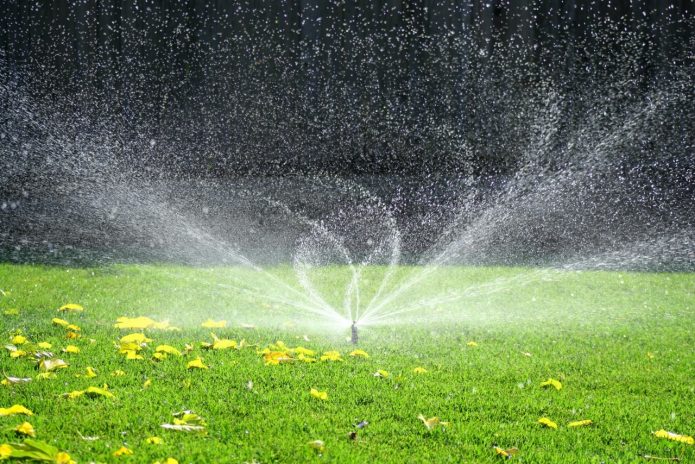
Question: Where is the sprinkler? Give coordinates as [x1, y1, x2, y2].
[351, 321, 358, 345]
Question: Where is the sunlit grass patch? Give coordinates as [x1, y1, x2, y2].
[0, 264, 693, 462]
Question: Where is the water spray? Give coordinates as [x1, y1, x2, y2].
[351, 321, 358, 344]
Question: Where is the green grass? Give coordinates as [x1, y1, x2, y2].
[0, 263, 693, 463]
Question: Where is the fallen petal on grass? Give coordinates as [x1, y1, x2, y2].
[540, 378, 562, 391]
[0, 405, 33, 416]
[310, 388, 328, 400]
[653, 430, 694, 445]
[568, 419, 593, 428]
[58, 303, 84, 312]
[537, 417, 558, 429]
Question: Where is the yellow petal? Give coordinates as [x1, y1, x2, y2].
[55, 452, 75, 464]
[538, 417, 558, 429]
[263, 351, 293, 365]
[66, 324, 81, 332]
[201, 319, 226, 328]
[0, 444, 12, 459]
[212, 339, 237, 350]
[568, 419, 593, 428]
[540, 378, 562, 391]
[319, 351, 342, 362]
[187, 357, 208, 369]
[310, 388, 328, 400]
[493, 446, 519, 458]
[293, 346, 315, 356]
[349, 349, 369, 358]
[153, 459, 178, 464]
[111, 370, 126, 377]
[37, 342, 52, 349]
[58, 303, 84, 312]
[307, 440, 325, 451]
[145, 436, 163, 445]
[124, 350, 144, 360]
[152, 352, 167, 361]
[15, 421, 36, 437]
[10, 335, 27, 345]
[0, 404, 33, 416]
[373, 370, 389, 378]
[155, 345, 182, 356]
[653, 429, 694, 445]
[120, 333, 152, 345]
[413, 367, 428, 374]
[143, 379, 152, 389]
[66, 331, 80, 339]
[52, 318, 70, 328]
[84, 367, 97, 378]
[113, 446, 133, 457]
[62, 345, 80, 354]
[115, 316, 172, 330]
[418, 414, 449, 430]
[466, 341, 478, 347]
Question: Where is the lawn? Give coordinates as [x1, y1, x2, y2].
[0, 263, 693, 463]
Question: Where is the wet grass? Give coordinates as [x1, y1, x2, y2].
[0, 263, 693, 463]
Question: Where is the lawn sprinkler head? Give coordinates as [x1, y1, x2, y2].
[351, 321, 358, 345]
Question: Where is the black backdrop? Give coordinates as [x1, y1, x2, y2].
[2, 1, 693, 177]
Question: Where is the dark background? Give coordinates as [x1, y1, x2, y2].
[0, 1, 693, 267]
[2, 0, 693, 177]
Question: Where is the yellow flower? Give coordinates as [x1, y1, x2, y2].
[307, 440, 325, 452]
[187, 357, 208, 369]
[568, 419, 593, 428]
[9, 350, 26, 358]
[201, 319, 226, 328]
[156, 345, 182, 356]
[62, 345, 80, 354]
[293, 346, 315, 356]
[0, 404, 33, 416]
[310, 388, 328, 400]
[10, 335, 26, 345]
[373, 369, 389, 378]
[55, 452, 76, 464]
[152, 352, 167, 361]
[493, 446, 519, 458]
[143, 379, 152, 389]
[538, 417, 558, 429]
[653, 429, 694, 445]
[66, 331, 80, 340]
[114, 316, 171, 330]
[320, 351, 343, 362]
[52, 318, 70, 327]
[58, 303, 84, 312]
[212, 339, 237, 350]
[66, 324, 81, 332]
[145, 436, 163, 445]
[540, 378, 562, 391]
[349, 349, 369, 358]
[113, 446, 133, 457]
[413, 367, 428, 374]
[120, 333, 153, 345]
[466, 341, 478, 347]
[263, 351, 293, 365]
[37, 342, 52, 349]
[123, 350, 144, 360]
[0, 444, 11, 459]
[153, 459, 179, 464]
[15, 421, 36, 437]
[84, 367, 97, 378]
[111, 370, 126, 377]
[418, 414, 449, 430]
